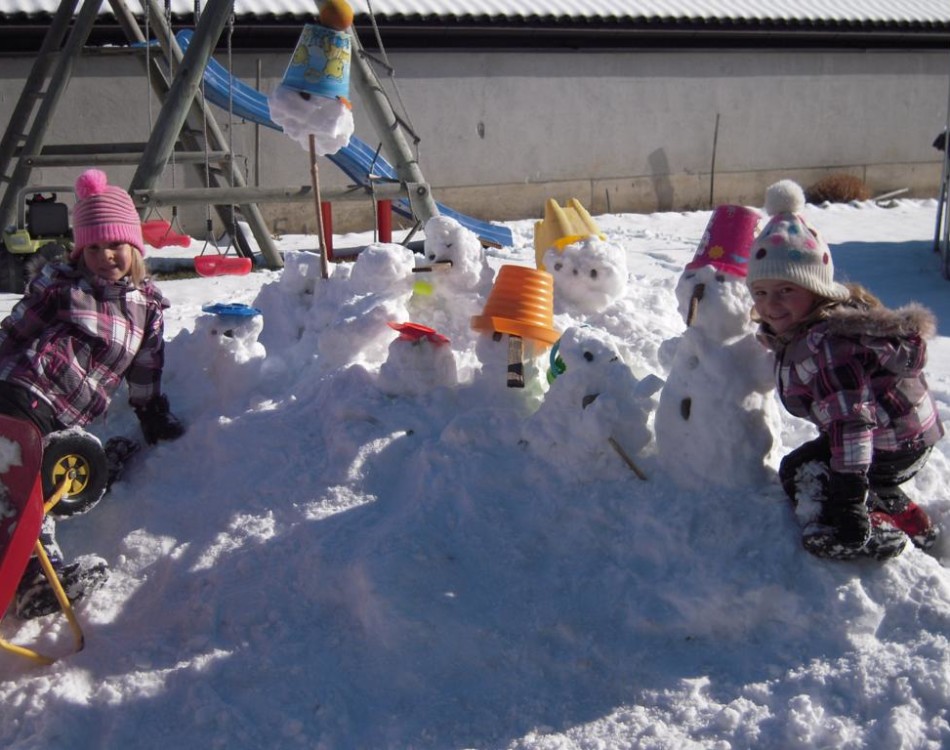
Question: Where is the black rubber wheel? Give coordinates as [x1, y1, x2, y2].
[42, 432, 109, 517]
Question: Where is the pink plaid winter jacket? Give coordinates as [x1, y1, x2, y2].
[0, 261, 169, 428]
[758, 301, 944, 475]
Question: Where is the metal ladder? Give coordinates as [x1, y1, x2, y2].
[0, 0, 440, 292]
[0, 0, 282, 292]
[0, 0, 92, 235]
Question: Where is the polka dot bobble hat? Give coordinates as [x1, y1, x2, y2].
[745, 179, 849, 301]
[70, 168, 145, 259]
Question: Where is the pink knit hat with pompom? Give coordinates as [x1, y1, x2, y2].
[746, 180, 849, 301]
[70, 169, 145, 259]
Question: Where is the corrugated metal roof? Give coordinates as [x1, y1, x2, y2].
[2, 0, 950, 25]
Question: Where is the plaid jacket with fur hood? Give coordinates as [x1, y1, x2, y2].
[758, 299, 944, 475]
[0, 261, 169, 428]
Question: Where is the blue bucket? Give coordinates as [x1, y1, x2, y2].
[280, 24, 351, 101]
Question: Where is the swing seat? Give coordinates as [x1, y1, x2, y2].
[142, 219, 192, 249]
[0, 415, 85, 665]
[194, 255, 253, 277]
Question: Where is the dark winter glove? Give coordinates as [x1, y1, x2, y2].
[134, 394, 185, 445]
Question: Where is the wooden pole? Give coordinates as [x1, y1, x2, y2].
[709, 112, 720, 208]
[310, 134, 331, 280]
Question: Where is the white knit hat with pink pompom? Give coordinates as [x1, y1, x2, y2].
[745, 179, 849, 301]
[70, 168, 145, 259]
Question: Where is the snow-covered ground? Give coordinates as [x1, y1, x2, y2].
[1, 197, 950, 750]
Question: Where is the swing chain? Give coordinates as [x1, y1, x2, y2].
[141, 0, 187, 247]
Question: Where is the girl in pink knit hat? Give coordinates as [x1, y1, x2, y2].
[0, 168, 185, 619]
[747, 179, 943, 562]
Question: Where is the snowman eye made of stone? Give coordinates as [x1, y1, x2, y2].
[715, 273, 725, 283]
[589, 269, 598, 279]
[553, 261, 563, 271]
[583, 351, 594, 362]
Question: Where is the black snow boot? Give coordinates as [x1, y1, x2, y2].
[15, 556, 109, 620]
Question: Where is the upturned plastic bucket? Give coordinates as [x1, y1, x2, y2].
[685, 204, 761, 278]
[533, 198, 604, 270]
[471, 265, 559, 346]
[280, 24, 351, 101]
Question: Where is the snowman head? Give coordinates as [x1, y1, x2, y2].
[423, 215, 486, 287]
[195, 311, 265, 365]
[549, 326, 628, 407]
[280, 250, 325, 296]
[544, 237, 627, 314]
[349, 242, 416, 294]
[674, 264, 754, 341]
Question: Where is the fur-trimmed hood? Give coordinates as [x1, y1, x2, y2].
[823, 301, 938, 340]
[758, 296, 938, 387]
[757, 298, 938, 352]
[24, 245, 69, 281]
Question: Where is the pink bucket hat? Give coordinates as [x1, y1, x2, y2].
[70, 169, 145, 259]
[686, 204, 761, 278]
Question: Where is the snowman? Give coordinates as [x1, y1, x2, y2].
[378, 322, 458, 396]
[470, 264, 560, 401]
[174, 304, 268, 410]
[470, 325, 551, 409]
[256, 250, 326, 345]
[410, 214, 493, 349]
[252, 250, 357, 378]
[317, 242, 417, 369]
[538, 224, 676, 379]
[523, 325, 662, 480]
[418, 215, 492, 290]
[654, 204, 783, 490]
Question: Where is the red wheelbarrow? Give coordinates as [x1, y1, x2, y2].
[0, 415, 89, 664]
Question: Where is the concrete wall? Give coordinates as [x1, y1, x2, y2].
[2, 45, 948, 236]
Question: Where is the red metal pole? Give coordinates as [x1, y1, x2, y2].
[377, 199, 392, 243]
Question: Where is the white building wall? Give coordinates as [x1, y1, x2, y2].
[1, 46, 947, 234]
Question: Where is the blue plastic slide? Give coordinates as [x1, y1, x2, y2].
[178, 30, 513, 248]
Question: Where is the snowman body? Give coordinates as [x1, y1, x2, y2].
[410, 216, 493, 343]
[655, 265, 781, 489]
[181, 309, 267, 408]
[524, 326, 661, 479]
[317, 243, 416, 369]
[378, 332, 458, 396]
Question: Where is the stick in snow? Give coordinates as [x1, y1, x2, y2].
[686, 283, 705, 327]
[608, 436, 648, 480]
[507, 335, 525, 389]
